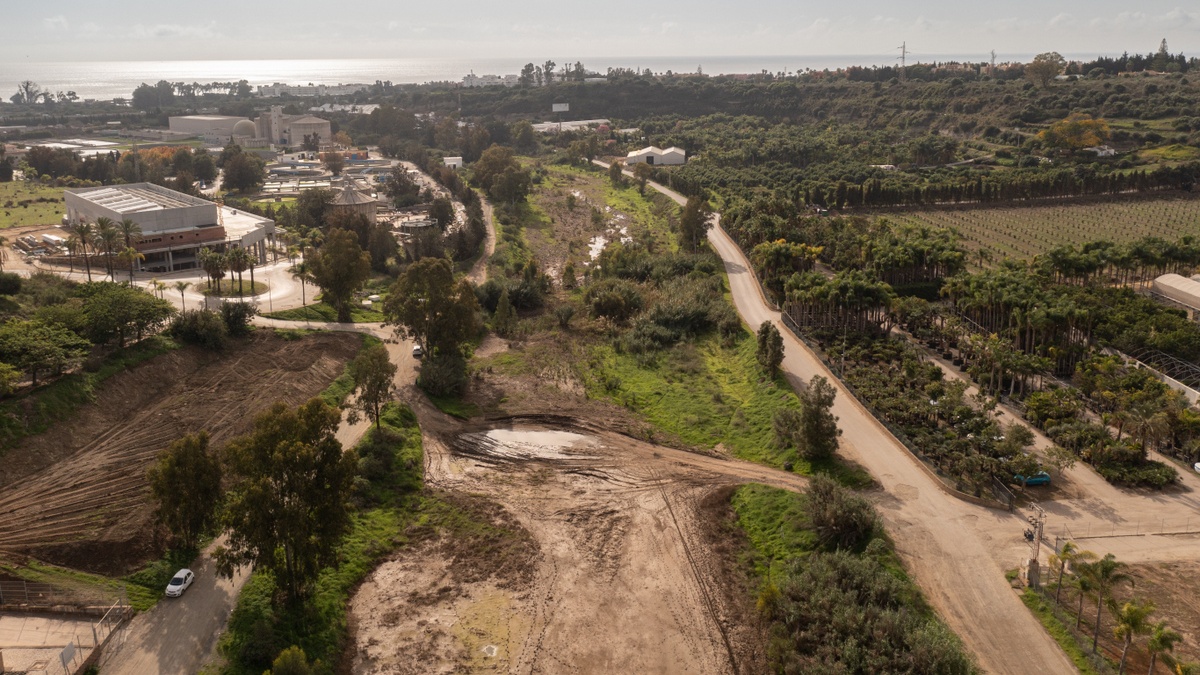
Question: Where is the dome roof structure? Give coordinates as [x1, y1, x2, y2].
[232, 120, 257, 137]
[332, 184, 377, 205]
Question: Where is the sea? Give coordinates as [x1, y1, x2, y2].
[0, 54, 1064, 103]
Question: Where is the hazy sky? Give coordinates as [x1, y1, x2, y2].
[4, 1, 1200, 62]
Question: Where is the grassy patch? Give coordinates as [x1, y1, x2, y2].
[427, 394, 481, 419]
[263, 302, 384, 323]
[200, 279, 269, 297]
[488, 201, 537, 277]
[0, 558, 161, 612]
[579, 334, 798, 465]
[317, 334, 378, 408]
[0, 181, 65, 229]
[1020, 589, 1104, 675]
[1141, 143, 1200, 162]
[0, 335, 178, 453]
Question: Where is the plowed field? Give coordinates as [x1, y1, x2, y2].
[0, 331, 361, 574]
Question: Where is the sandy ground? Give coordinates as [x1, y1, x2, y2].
[348, 415, 802, 674]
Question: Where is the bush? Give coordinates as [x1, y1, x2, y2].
[170, 309, 228, 350]
[584, 278, 643, 322]
[220, 301, 257, 337]
[418, 353, 468, 397]
[806, 475, 878, 550]
[0, 272, 22, 296]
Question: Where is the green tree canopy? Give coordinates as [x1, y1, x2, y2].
[306, 228, 372, 322]
[1026, 52, 1066, 87]
[222, 152, 267, 193]
[216, 399, 357, 602]
[347, 343, 397, 428]
[383, 257, 481, 356]
[0, 318, 90, 386]
[147, 432, 222, 550]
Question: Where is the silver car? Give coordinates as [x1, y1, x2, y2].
[165, 569, 194, 597]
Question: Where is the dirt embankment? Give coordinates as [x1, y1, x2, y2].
[0, 331, 361, 574]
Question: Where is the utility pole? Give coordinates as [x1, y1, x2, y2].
[897, 41, 908, 81]
[989, 50, 996, 78]
[1023, 503, 1046, 588]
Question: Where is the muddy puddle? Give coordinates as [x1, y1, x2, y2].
[456, 427, 600, 462]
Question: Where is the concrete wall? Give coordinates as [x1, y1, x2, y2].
[168, 116, 247, 137]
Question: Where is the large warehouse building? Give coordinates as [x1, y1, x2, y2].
[64, 183, 275, 273]
[167, 115, 251, 144]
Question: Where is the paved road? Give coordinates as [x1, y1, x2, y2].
[98, 537, 248, 675]
[593, 160, 1077, 675]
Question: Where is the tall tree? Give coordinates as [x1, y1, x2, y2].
[1110, 598, 1155, 675]
[1051, 541, 1095, 606]
[1026, 52, 1066, 87]
[347, 343, 397, 429]
[95, 217, 120, 280]
[383, 256, 480, 356]
[756, 321, 784, 375]
[67, 221, 95, 281]
[117, 247, 145, 283]
[173, 281, 191, 311]
[678, 196, 712, 253]
[222, 153, 266, 193]
[307, 228, 372, 322]
[0, 319, 90, 386]
[796, 375, 841, 461]
[1146, 621, 1182, 675]
[146, 432, 222, 550]
[216, 399, 357, 602]
[1083, 554, 1134, 654]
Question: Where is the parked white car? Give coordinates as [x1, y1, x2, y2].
[165, 569, 194, 597]
[412, 345, 424, 358]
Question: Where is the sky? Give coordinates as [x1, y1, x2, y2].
[3, 0, 1200, 63]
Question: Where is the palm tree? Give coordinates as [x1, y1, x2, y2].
[1146, 621, 1182, 675]
[1085, 554, 1134, 654]
[292, 262, 311, 308]
[68, 221, 95, 281]
[226, 246, 253, 295]
[118, 218, 142, 248]
[64, 234, 80, 273]
[117, 247, 145, 284]
[1051, 542, 1096, 606]
[0, 235, 8, 272]
[173, 281, 191, 311]
[1071, 573, 1095, 630]
[151, 279, 168, 299]
[95, 217, 121, 280]
[1111, 598, 1155, 674]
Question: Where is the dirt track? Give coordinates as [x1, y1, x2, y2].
[0, 331, 361, 574]
[348, 413, 798, 674]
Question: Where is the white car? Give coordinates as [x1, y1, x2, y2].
[412, 345, 424, 358]
[165, 569, 194, 597]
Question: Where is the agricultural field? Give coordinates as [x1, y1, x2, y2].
[886, 195, 1200, 263]
[0, 181, 65, 229]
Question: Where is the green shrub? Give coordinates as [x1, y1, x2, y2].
[220, 301, 257, 337]
[806, 475, 878, 550]
[170, 309, 228, 350]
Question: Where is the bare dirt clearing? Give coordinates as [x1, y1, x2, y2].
[0, 331, 361, 574]
[347, 413, 793, 674]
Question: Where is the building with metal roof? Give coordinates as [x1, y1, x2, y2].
[64, 183, 275, 273]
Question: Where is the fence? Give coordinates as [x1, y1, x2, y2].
[1056, 517, 1199, 540]
[0, 579, 122, 612]
[1026, 563, 1118, 675]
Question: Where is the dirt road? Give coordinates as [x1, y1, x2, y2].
[98, 536, 248, 675]
[588, 161, 1076, 674]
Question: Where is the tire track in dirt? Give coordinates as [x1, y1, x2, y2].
[0, 332, 361, 574]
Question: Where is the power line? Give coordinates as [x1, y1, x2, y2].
[897, 41, 908, 81]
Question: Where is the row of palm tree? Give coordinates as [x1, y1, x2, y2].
[1050, 543, 1190, 674]
[196, 246, 258, 296]
[62, 217, 144, 282]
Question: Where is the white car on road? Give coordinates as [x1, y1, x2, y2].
[165, 569, 194, 597]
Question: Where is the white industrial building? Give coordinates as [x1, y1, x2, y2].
[625, 146, 686, 166]
[64, 183, 275, 273]
[255, 107, 333, 147]
[530, 119, 611, 133]
[443, 156, 463, 169]
[461, 73, 519, 88]
[1153, 274, 1200, 311]
[168, 115, 251, 144]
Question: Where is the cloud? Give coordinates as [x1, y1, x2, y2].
[43, 15, 68, 31]
[131, 23, 218, 40]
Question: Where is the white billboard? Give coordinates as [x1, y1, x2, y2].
[552, 103, 569, 113]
